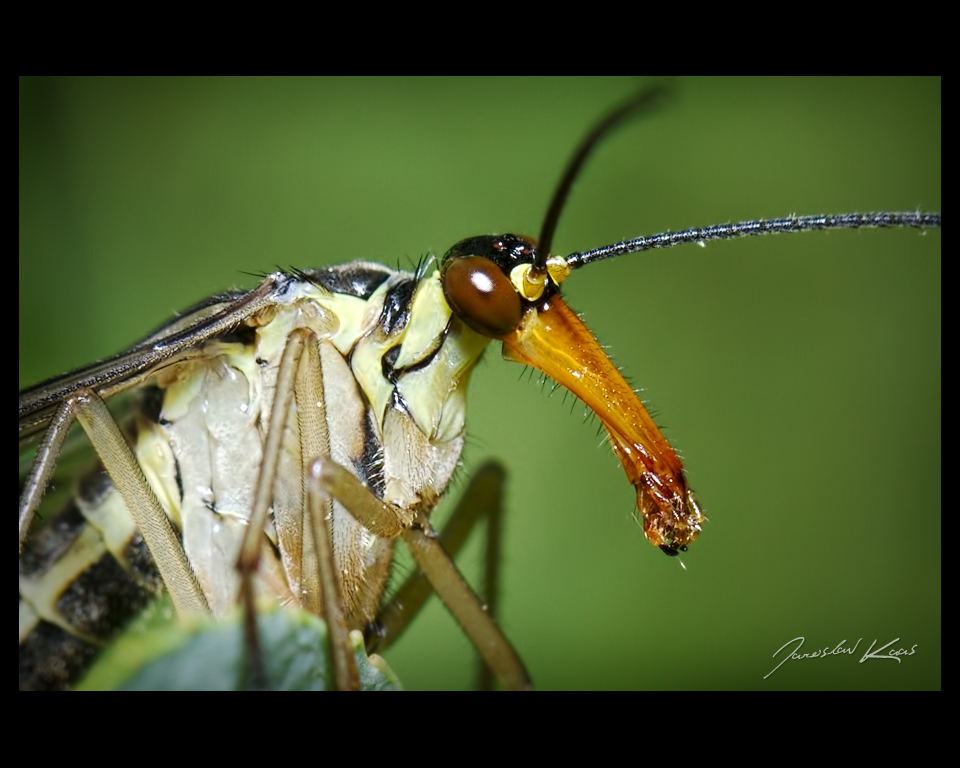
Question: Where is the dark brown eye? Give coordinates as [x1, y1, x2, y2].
[441, 255, 523, 338]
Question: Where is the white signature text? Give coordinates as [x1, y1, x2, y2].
[764, 636, 917, 679]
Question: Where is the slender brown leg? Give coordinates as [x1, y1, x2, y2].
[236, 327, 360, 690]
[295, 331, 359, 691]
[313, 459, 529, 690]
[20, 400, 76, 554]
[402, 509, 529, 691]
[367, 462, 508, 688]
[303, 474, 359, 690]
[236, 327, 305, 688]
[50, 389, 208, 616]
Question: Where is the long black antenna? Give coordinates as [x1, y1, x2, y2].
[534, 85, 669, 275]
[565, 212, 941, 270]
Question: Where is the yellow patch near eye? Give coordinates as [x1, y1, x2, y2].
[394, 273, 451, 370]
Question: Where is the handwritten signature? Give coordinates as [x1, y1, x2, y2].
[764, 637, 918, 679]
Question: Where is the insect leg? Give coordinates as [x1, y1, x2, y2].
[367, 461, 507, 689]
[296, 329, 360, 691]
[310, 460, 529, 690]
[236, 327, 360, 690]
[304, 475, 361, 691]
[403, 507, 529, 691]
[33, 389, 209, 617]
[19, 399, 75, 553]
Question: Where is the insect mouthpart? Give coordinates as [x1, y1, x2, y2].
[440, 234, 705, 556]
[639, 481, 704, 557]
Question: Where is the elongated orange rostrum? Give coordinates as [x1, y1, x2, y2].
[441, 233, 703, 555]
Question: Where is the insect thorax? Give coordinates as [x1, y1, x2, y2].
[19, 261, 492, 689]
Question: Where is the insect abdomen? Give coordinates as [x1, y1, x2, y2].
[19, 468, 162, 690]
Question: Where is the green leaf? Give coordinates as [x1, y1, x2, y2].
[76, 598, 401, 691]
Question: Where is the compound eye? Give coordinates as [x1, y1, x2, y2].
[441, 255, 523, 338]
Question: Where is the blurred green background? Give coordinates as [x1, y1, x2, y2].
[20, 77, 940, 690]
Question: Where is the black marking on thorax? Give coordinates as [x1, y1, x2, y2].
[300, 262, 397, 300]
